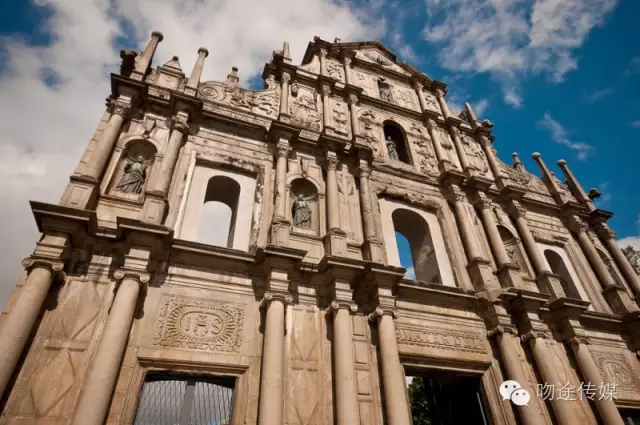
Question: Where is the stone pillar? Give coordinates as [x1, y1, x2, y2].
[568, 338, 625, 425]
[185, 47, 209, 96]
[71, 271, 147, 425]
[424, 118, 446, 164]
[0, 258, 63, 399]
[257, 291, 292, 425]
[478, 135, 502, 183]
[131, 31, 163, 81]
[489, 327, 546, 425]
[319, 48, 328, 76]
[321, 84, 332, 130]
[413, 81, 427, 112]
[370, 308, 411, 425]
[343, 56, 353, 85]
[347, 93, 359, 137]
[151, 115, 189, 194]
[524, 333, 576, 425]
[446, 186, 482, 261]
[85, 99, 131, 181]
[358, 160, 384, 263]
[476, 195, 511, 266]
[434, 88, 450, 120]
[279, 73, 291, 117]
[448, 126, 471, 173]
[329, 301, 360, 425]
[326, 151, 341, 232]
[596, 223, 640, 298]
[270, 140, 291, 246]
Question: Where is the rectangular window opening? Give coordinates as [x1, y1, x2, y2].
[620, 408, 640, 425]
[405, 369, 492, 425]
[133, 372, 236, 425]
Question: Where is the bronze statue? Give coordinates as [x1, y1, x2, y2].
[115, 155, 149, 194]
[292, 194, 312, 229]
[386, 136, 399, 161]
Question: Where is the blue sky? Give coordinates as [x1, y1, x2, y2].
[0, 0, 638, 298]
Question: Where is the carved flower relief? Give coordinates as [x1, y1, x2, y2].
[289, 88, 322, 131]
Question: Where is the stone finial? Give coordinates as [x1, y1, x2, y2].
[557, 158, 594, 209]
[163, 55, 182, 71]
[282, 41, 292, 63]
[198, 47, 209, 57]
[185, 47, 209, 94]
[465, 102, 479, 122]
[334, 37, 342, 43]
[151, 30, 164, 42]
[131, 30, 164, 80]
[119, 49, 137, 77]
[227, 66, 239, 88]
[588, 188, 601, 200]
[512, 152, 526, 172]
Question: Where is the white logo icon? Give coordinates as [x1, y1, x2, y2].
[500, 380, 531, 406]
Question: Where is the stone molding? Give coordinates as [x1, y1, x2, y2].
[108, 99, 133, 119]
[21, 257, 65, 273]
[396, 323, 488, 354]
[260, 290, 294, 307]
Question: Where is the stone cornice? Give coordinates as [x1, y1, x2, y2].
[30, 201, 97, 246]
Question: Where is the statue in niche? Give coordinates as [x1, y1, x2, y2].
[505, 244, 519, 266]
[292, 194, 312, 229]
[386, 136, 399, 161]
[378, 78, 393, 102]
[115, 155, 150, 194]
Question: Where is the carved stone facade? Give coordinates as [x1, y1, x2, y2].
[2, 33, 640, 425]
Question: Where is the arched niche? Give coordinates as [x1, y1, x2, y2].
[196, 176, 241, 248]
[497, 225, 533, 277]
[596, 247, 625, 288]
[544, 249, 581, 299]
[108, 139, 157, 200]
[383, 121, 411, 164]
[289, 178, 320, 236]
[378, 198, 455, 287]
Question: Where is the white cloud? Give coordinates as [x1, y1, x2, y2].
[473, 99, 489, 117]
[0, 0, 385, 309]
[585, 87, 614, 103]
[422, 0, 618, 106]
[631, 121, 640, 128]
[538, 112, 595, 160]
[617, 237, 640, 251]
[404, 266, 416, 280]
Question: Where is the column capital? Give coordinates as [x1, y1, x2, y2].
[321, 83, 332, 96]
[325, 151, 339, 170]
[444, 185, 467, 204]
[368, 306, 398, 321]
[113, 268, 150, 284]
[412, 80, 424, 91]
[486, 324, 518, 338]
[109, 99, 132, 118]
[261, 290, 294, 307]
[567, 335, 591, 348]
[342, 55, 352, 66]
[318, 47, 328, 58]
[347, 92, 359, 105]
[358, 163, 371, 178]
[171, 118, 189, 134]
[595, 222, 616, 240]
[507, 201, 527, 218]
[22, 257, 64, 272]
[329, 300, 358, 314]
[434, 87, 446, 97]
[520, 330, 553, 343]
[566, 214, 589, 234]
[281, 71, 292, 82]
[472, 192, 493, 210]
[276, 141, 291, 158]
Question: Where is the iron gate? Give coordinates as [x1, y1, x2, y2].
[133, 375, 234, 425]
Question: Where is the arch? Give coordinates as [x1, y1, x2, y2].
[392, 208, 441, 284]
[544, 249, 581, 299]
[108, 139, 157, 197]
[196, 176, 241, 248]
[383, 121, 411, 164]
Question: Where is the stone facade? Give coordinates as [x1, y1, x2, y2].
[1, 31, 640, 425]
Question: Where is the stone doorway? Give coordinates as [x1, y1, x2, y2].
[406, 370, 492, 425]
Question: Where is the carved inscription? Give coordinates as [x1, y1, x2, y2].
[153, 295, 244, 352]
[591, 351, 640, 393]
[395, 324, 488, 354]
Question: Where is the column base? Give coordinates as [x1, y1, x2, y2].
[141, 190, 167, 225]
[602, 285, 639, 315]
[269, 218, 291, 247]
[362, 238, 385, 263]
[59, 175, 99, 210]
[496, 263, 524, 289]
[323, 229, 348, 257]
[467, 258, 500, 291]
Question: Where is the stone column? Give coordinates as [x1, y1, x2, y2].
[568, 216, 616, 289]
[370, 308, 411, 425]
[273, 141, 290, 221]
[424, 118, 445, 164]
[434, 88, 450, 120]
[413, 81, 427, 112]
[343, 56, 353, 85]
[476, 195, 511, 266]
[597, 223, 640, 298]
[489, 327, 546, 425]
[568, 338, 625, 425]
[330, 301, 360, 425]
[185, 47, 209, 96]
[478, 135, 501, 183]
[258, 291, 292, 425]
[326, 151, 341, 232]
[446, 186, 483, 261]
[319, 48, 328, 76]
[0, 258, 63, 399]
[151, 116, 189, 194]
[131, 31, 163, 81]
[71, 270, 147, 425]
[279, 73, 291, 117]
[85, 99, 131, 181]
[321, 84, 332, 130]
[448, 126, 471, 173]
[358, 160, 384, 263]
[347, 94, 359, 137]
[524, 333, 576, 425]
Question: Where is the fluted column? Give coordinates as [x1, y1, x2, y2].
[326, 151, 341, 232]
[568, 337, 625, 425]
[370, 309, 411, 425]
[347, 94, 359, 137]
[151, 116, 189, 194]
[279, 73, 291, 117]
[258, 292, 292, 425]
[85, 99, 131, 181]
[524, 332, 576, 425]
[319, 48, 328, 76]
[0, 258, 63, 399]
[71, 271, 147, 425]
[597, 223, 640, 298]
[185, 47, 209, 96]
[131, 31, 163, 81]
[330, 301, 360, 425]
[489, 327, 546, 425]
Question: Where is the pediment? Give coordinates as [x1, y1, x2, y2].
[354, 48, 411, 76]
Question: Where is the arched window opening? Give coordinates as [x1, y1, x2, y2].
[290, 178, 319, 235]
[197, 176, 240, 248]
[597, 248, 624, 287]
[383, 121, 411, 164]
[396, 232, 415, 280]
[544, 250, 580, 299]
[392, 208, 441, 283]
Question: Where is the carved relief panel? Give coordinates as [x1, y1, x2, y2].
[198, 79, 280, 119]
[432, 124, 462, 170]
[331, 96, 351, 138]
[407, 122, 438, 176]
[460, 132, 493, 179]
[289, 83, 323, 131]
[591, 349, 640, 399]
[357, 107, 384, 160]
[325, 58, 345, 82]
[337, 165, 364, 242]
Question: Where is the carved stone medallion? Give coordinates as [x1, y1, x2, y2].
[153, 295, 244, 352]
[591, 350, 640, 393]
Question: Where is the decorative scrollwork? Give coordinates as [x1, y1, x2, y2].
[368, 306, 398, 321]
[329, 300, 358, 313]
[21, 257, 64, 272]
[113, 268, 150, 283]
[109, 100, 132, 118]
[261, 290, 294, 307]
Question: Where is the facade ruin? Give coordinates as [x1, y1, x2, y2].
[1, 31, 640, 425]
